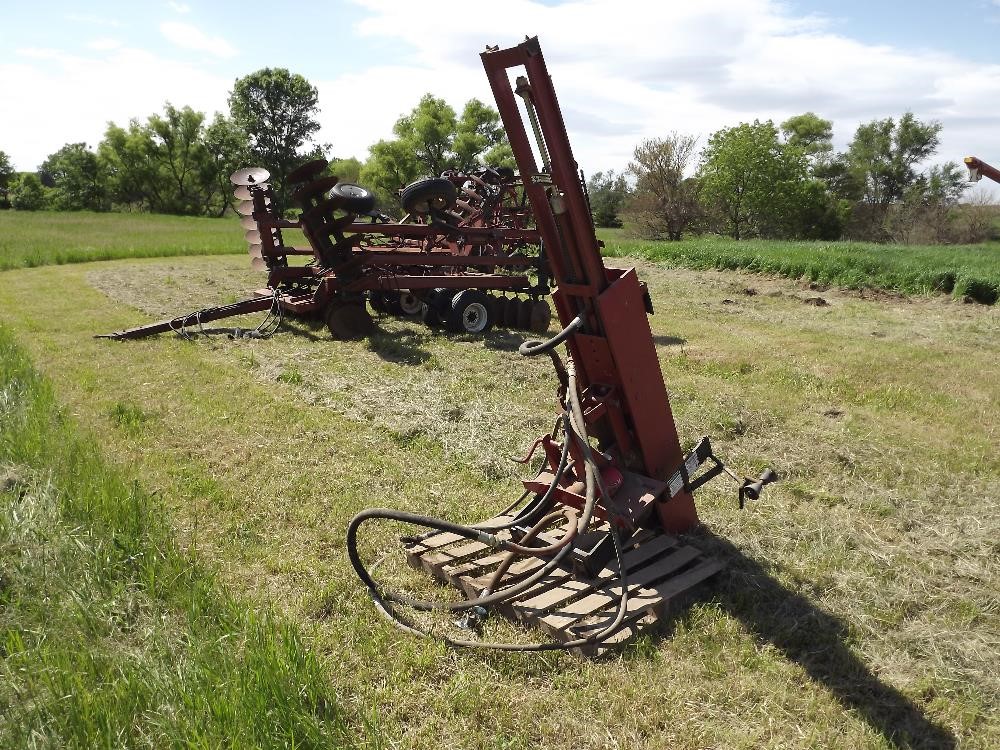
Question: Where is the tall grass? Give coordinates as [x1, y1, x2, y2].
[598, 231, 1000, 304]
[0, 325, 372, 748]
[0, 211, 244, 270]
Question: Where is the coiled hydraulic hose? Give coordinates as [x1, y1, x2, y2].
[518, 315, 583, 357]
[345, 341, 632, 650]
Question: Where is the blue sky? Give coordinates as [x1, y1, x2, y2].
[2, 0, 999, 197]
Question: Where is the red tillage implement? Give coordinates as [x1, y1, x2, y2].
[99, 164, 553, 340]
[347, 37, 775, 653]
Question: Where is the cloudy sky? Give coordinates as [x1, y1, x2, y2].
[2, 0, 999, 196]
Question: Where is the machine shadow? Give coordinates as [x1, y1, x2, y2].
[365, 326, 433, 365]
[652, 333, 686, 347]
[652, 530, 956, 750]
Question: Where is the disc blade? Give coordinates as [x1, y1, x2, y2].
[233, 184, 270, 201]
[245, 230, 261, 244]
[247, 243, 263, 259]
[250, 256, 268, 272]
[236, 200, 255, 216]
[230, 166, 271, 186]
[240, 215, 257, 230]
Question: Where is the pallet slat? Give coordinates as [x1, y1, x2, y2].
[402, 514, 722, 654]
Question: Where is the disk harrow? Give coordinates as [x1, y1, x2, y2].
[99, 160, 553, 340]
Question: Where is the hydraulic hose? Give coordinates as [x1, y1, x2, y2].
[345, 354, 632, 651]
[518, 315, 583, 357]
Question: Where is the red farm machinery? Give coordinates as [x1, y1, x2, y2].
[100, 159, 553, 340]
[965, 156, 1000, 185]
[345, 37, 775, 653]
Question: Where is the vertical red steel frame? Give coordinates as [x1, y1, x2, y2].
[481, 38, 699, 532]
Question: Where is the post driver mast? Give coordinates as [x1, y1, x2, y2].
[347, 37, 774, 651]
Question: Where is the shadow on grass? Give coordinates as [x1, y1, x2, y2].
[664, 530, 956, 750]
[653, 333, 687, 347]
[365, 327, 433, 365]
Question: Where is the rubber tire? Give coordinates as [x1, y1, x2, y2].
[330, 182, 376, 214]
[448, 290, 494, 334]
[326, 302, 374, 340]
[401, 177, 458, 214]
[420, 303, 441, 327]
[398, 291, 423, 316]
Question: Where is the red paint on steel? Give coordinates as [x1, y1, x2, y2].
[965, 156, 1000, 184]
[482, 38, 699, 531]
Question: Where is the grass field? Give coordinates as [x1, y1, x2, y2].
[3, 210, 999, 306]
[597, 229, 1000, 305]
[0, 246, 997, 748]
[0, 211, 246, 270]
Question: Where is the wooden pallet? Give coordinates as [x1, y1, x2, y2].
[403, 515, 724, 655]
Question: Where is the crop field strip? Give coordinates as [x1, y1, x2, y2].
[0, 246, 998, 748]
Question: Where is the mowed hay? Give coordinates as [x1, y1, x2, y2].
[0, 253, 997, 748]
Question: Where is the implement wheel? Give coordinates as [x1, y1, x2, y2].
[448, 290, 494, 334]
[398, 291, 423, 316]
[326, 302, 374, 340]
[401, 177, 458, 214]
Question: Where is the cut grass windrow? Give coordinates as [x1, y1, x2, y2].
[0, 324, 377, 749]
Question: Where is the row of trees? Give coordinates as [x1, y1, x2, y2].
[2, 75, 989, 244]
[589, 112, 984, 243]
[0, 72, 514, 217]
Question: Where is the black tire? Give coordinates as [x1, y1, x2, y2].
[420, 303, 441, 327]
[447, 290, 494, 334]
[368, 292, 388, 313]
[330, 182, 376, 214]
[401, 177, 458, 214]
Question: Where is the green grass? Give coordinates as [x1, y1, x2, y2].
[1, 255, 997, 748]
[0, 325, 376, 748]
[597, 229, 1000, 304]
[0, 210, 245, 270]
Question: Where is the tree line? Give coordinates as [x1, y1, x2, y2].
[590, 112, 993, 244]
[0, 72, 990, 244]
[0, 70, 513, 219]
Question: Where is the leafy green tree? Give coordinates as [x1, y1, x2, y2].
[228, 68, 321, 211]
[780, 112, 833, 161]
[832, 113, 946, 239]
[842, 113, 941, 207]
[204, 114, 248, 217]
[0, 151, 15, 208]
[625, 134, 702, 240]
[586, 170, 630, 228]
[699, 120, 806, 239]
[100, 104, 236, 215]
[361, 94, 513, 212]
[329, 157, 363, 185]
[100, 119, 159, 211]
[39, 143, 108, 211]
[9, 173, 46, 210]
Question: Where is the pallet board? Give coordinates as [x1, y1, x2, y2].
[403, 515, 724, 655]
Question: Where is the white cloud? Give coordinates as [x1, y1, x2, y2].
[65, 13, 123, 28]
[168, 1, 192, 12]
[159, 21, 236, 59]
[318, 0, 1000, 193]
[4, 46, 230, 170]
[87, 38, 123, 51]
